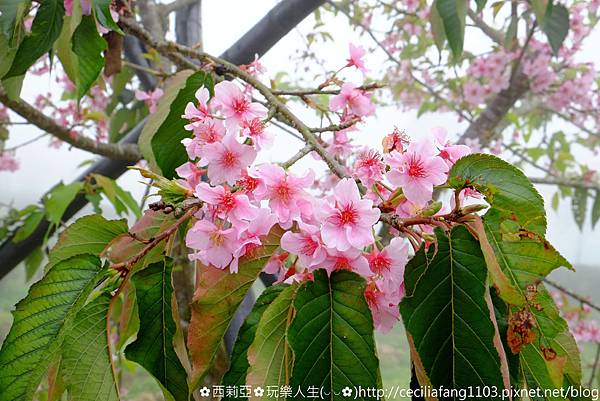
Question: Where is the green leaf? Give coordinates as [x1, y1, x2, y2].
[449, 154, 581, 392]
[3, 0, 64, 78]
[139, 70, 213, 179]
[72, 15, 106, 100]
[221, 285, 288, 394]
[47, 214, 128, 270]
[62, 293, 120, 401]
[449, 154, 570, 287]
[435, 0, 467, 59]
[592, 190, 600, 229]
[475, 0, 487, 12]
[0, 254, 105, 401]
[92, 174, 141, 218]
[428, 4, 446, 52]
[187, 225, 284, 390]
[91, 0, 122, 33]
[542, 3, 569, 55]
[43, 181, 84, 226]
[104, 210, 175, 270]
[531, 0, 549, 23]
[246, 284, 298, 395]
[571, 187, 588, 230]
[12, 209, 44, 242]
[126, 258, 189, 401]
[517, 284, 582, 398]
[288, 270, 381, 399]
[400, 226, 508, 393]
[0, 0, 30, 45]
[24, 246, 44, 282]
[54, 4, 82, 85]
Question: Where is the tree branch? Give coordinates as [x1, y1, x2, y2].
[120, 16, 349, 178]
[467, 9, 504, 46]
[529, 177, 600, 192]
[161, 0, 199, 16]
[0, 88, 142, 161]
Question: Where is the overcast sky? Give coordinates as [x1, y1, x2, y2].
[1, 0, 598, 268]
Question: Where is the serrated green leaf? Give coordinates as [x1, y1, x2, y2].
[542, 3, 569, 55]
[91, 0, 122, 34]
[62, 293, 120, 401]
[43, 181, 84, 226]
[92, 174, 141, 218]
[592, 190, 600, 229]
[0, 254, 105, 401]
[449, 154, 581, 393]
[0, 0, 30, 46]
[47, 214, 128, 270]
[3, 0, 64, 78]
[519, 284, 582, 399]
[138, 69, 213, 179]
[221, 285, 288, 395]
[400, 226, 508, 394]
[435, 0, 467, 58]
[12, 209, 44, 242]
[572, 187, 588, 230]
[188, 225, 284, 390]
[72, 15, 106, 100]
[126, 258, 189, 401]
[246, 284, 298, 398]
[24, 246, 44, 282]
[289, 270, 381, 400]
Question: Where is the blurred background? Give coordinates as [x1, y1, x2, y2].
[1, 0, 599, 398]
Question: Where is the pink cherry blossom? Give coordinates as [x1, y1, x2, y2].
[175, 162, 204, 190]
[365, 279, 402, 333]
[432, 127, 471, 166]
[65, 0, 91, 16]
[182, 87, 211, 130]
[385, 139, 449, 206]
[253, 164, 314, 228]
[213, 81, 267, 130]
[329, 83, 375, 117]
[135, 88, 163, 114]
[320, 178, 381, 251]
[181, 119, 226, 160]
[346, 43, 368, 75]
[367, 237, 408, 283]
[186, 219, 236, 269]
[280, 223, 328, 269]
[0, 153, 19, 172]
[263, 252, 289, 277]
[321, 248, 372, 278]
[354, 149, 384, 186]
[199, 134, 257, 185]
[241, 118, 273, 149]
[195, 182, 257, 224]
[230, 208, 278, 272]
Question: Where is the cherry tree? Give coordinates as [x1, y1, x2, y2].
[0, 0, 599, 400]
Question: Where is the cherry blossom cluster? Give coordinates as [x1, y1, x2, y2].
[177, 47, 476, 332]
[552, 291, 600, 346]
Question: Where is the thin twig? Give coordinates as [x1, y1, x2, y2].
[544, 278, 600, 313]
[0, 88, 142, 161]
[280, 145, 312, 169]
[111, 205, 200, 273]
